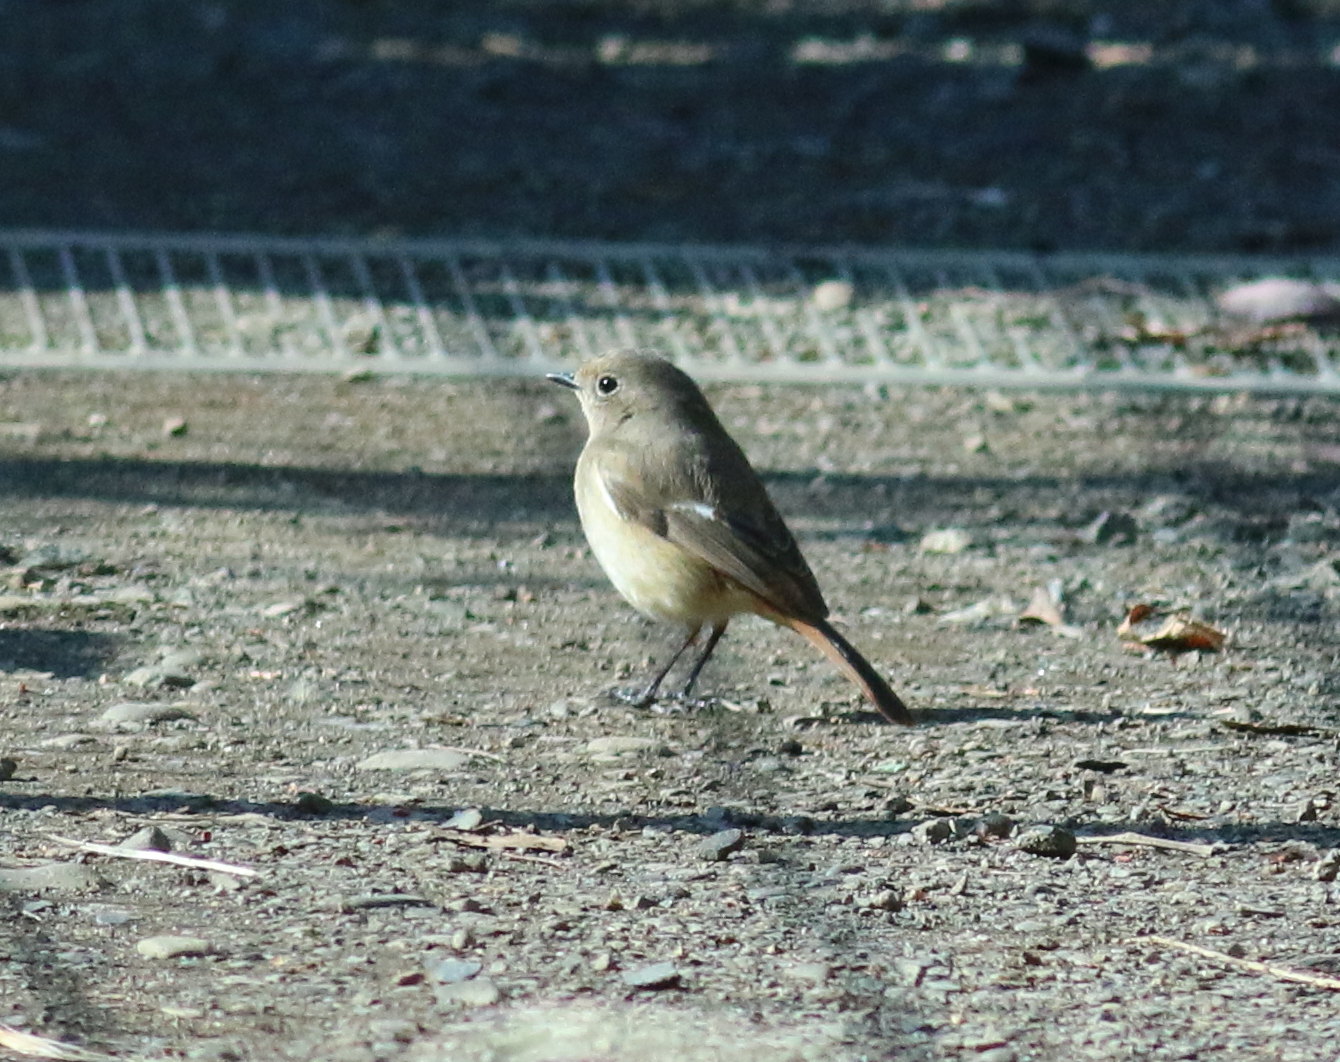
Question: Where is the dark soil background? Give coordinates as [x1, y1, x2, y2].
[2, 3, 1340, 1062]
[2, 0, 1340, 253]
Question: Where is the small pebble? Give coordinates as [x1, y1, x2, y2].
[136, 935, 214, 959]
[445, 807, 484, 831]
[912, 819, 954, 845]
[356, 749, 468, 771]
[119, 826, 174, 852]
[919, 528, 973, 554]
[39, 734, 99, 750]
[95, 702, 194, 730]
[1015, 824, 1078, 858]
[292, 791, 334, 815]
[621, 961, 681, 990]
[697, 828, 745, 862]
[434, 977, 500, 1008]
[809, 279, 854, 312]
[585, 736, 666, 760]
[427, 958, 482, 984]
[0, 863, 107, 894]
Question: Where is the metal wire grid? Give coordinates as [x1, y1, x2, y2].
[2, 230, 1339, 392]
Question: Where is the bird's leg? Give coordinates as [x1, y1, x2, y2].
[677, 621, 728, 701]
[616, 626, 700, 709]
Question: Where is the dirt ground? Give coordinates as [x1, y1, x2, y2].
[2, 372, 1339, 1061]
[4, 1, 1340, 1060]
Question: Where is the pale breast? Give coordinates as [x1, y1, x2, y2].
[574, 453, 745, 628]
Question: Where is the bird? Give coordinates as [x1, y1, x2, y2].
[547, 349, 912, 726]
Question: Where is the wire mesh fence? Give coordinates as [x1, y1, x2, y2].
[2, 230, 1339, 392]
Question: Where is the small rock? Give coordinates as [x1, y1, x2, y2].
[292, 791, 334, 815]
[912, 819, 954, 845]
[697, 828, 745, 862]
[122, 666, 195, 690]
[975, 812, 1015, 840]
[0, 863, 108, 894]
[919, 528, 973, 554]
[434, 977, 499, 1008]
[1217, 277, 1340, 324]
[157, 647, 205, 671]
[858, 889, 903, 912]
[445, 807, 484, 831]
[428, 958, 482, 984]
[119, 826, 173, 852]
[584, 736, 666, 760]
[621, 961, 681, 990]
[781, 961, 831, 983]
[0, 757, 17, 780]
[162, 415, 189, 437]
[1315, 850, 1340, 883]
[1080, 511, 1138, 546]
[809, 279, 854, 312]
[95, 702, 194, 730]
[962, 433, 989, 454]
[356, 748, 468, 771]
[444, 853, 489, 874]
[39, 733, 99, 750]
[136, 935, 214, 959]
[1015, 825, 1078, 859]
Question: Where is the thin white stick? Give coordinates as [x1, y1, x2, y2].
[1075, 831, 1221, 857]
[0, 1024, 117, 1062]
[44, 835, 258, 877]
[1134, 935, 1340, 992]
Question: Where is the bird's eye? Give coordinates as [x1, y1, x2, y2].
[596, 374, 619, 395]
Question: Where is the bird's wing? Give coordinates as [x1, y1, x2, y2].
[595, 436, 828, 622]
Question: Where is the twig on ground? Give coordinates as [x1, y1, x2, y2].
[0, 1024, 117, 1061]
[500, 851, 568, 868]
[436, 745, 507, 764]
[44, 835, 259, 878]
[1133, 936, 1340, 992]
[1075, 831, 1222, 857]
[438, 828, 567, 854]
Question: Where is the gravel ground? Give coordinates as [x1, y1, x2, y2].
[4, 2, 1340, 1060]
[2, 373, 1339, 1060]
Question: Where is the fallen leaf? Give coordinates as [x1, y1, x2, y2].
[1118, 605, 1225, 653]
[1019, 585, 1064, 627]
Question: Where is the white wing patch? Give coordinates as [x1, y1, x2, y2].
[594, 468, 623, 517]
[670, 500, 719, 521]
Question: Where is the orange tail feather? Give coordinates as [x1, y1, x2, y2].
[784, 617, 914, 726]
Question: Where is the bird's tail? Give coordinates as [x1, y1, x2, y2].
[783, 617, 914, 726]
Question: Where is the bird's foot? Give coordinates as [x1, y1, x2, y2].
[660, 691, 723, 713]
[607, 686, 660, 710]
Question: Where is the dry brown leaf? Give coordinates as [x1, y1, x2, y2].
[1018, 585, 1064, 627]
[1118, 605, 1225, 653]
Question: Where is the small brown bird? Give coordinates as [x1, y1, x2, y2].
[548, 350, 912, 725]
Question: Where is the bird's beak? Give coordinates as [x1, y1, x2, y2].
[546, 371, 578, 390]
